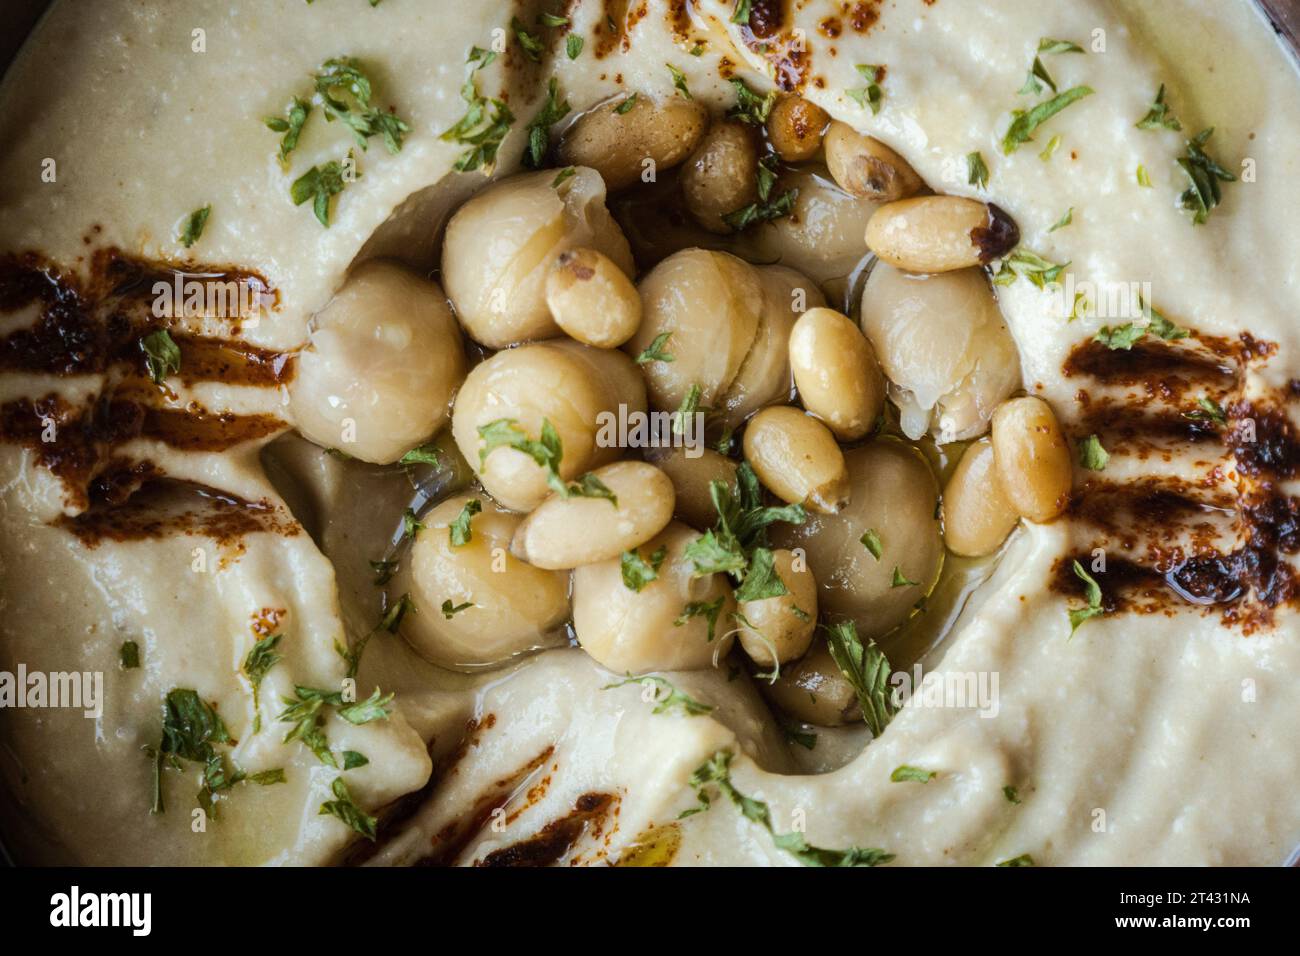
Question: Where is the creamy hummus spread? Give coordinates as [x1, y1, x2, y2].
[0, 0, 1297, 866]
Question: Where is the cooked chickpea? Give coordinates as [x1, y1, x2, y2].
[860, 263, 1020, 442]
[773, 440, 942, 638]
[743, 406, 850, 514]
[626, 248, 763, 413]
[648, 446, 738, 530]
[736, 549, 817, 668]
[788, 307, 885, 441]
[864, 196, 1019, 273]
[990, 397, 1073, 523]
[764, 638, 861, 726]
[510, 461, 675, 569]
[942, 438, 1020, 557]
[766, 94, 829, 163]
[716, 264, 826, 430]
[441, 167, 634, 348]
[396, 494, 570, 667]
[751, 167, 880, 283]
[823, 121, 924, 202]
[572, 522, 736, 672]
[680, 120, 760, 234]
[545, 247, 642, 348]
[558, 94, 708, 192]
[451, 341, 644, 512]
[289, 260, 466, 465]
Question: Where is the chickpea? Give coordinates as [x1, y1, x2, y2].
[558, 94, 709, 192]
[743, 406, 850, 514]
[451, 341, 644, 512]
[648, 446, 738, 530]
[764, 638, 861, 726]
[788, 307, 885, 441]
[625, 248, 763, 413]
[864, 196, 1019, 273]
[766, 94, 829, 163]
[441, 167, 634, 348]
[990, 397, 1073, 523]
[750, 166, 879, 283]
[773, 440, 942, 639]
[680, 120, 760, 234]
[823, 121, 923, 202]
[545, 247, 642, 348]
[572, 522, 736, 672]
[510, 461, 676, 569]
[942, 438, 1020, 557]
[736, 549, 818, 668]
[716, 265, 826, 430]
[860, 263, 1020, 442]
[395, 494, 570, 667]
[289, 260, 466, 465]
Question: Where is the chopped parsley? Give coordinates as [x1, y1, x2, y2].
[996, 854, 1035, 867]
[337, 687, 394, 725]
[675, 598, 725, 643]
[120, 640, 140, 670]
[1178, 127, 1236, 225]
[967, 151, 989, 189]
[1136, 164, 1152, 187]
[890, 566, 919, 589]
[1093, 323, 1145, 350]
[449, 499, 481, 547]
[399, 442, 440, 466]
[441, 599, 474, 619]
[993, 250, 1069, 289]
[684, 463, 807, 601]
[614, 93, 638, 115]
[179, 205, 211, 248]
[265, 96, 311, 161]
[342, 751, 369, 770]
[1038, 133, 1062, 161]
[319, 776, 377, 841]
[1048, 207, 1073, 231]
[290, 156, 354, 228]
[890, 765, 937, 783]
[730, 0, 753, 25]
[369, 558, 396, 586]
[1185, 395, 1227, 426]
[621, 546, 668, 592]
[602, 674, 713, 716]
[249, 768, 286, 785]
[141, 329, 181, 384]
[1136, 83, 1181, 131]
[1068, 560, 1104, 636]
[860, 529, 883, 560]
[1077, 434, 1109, 471]
[242, 632, 283, 731]
[1018, 37, 1084, 96]
[672, 384, 704, 436]
[441, 52, 514, 174]
[847, 63, 885, 114]
[722, 154, 797, 231]
[552, 166, 577, 187]
[1002, 86, 1094, 154]
[313, 57, 410, 154]
[566, 34, 584, 60]
[1003, 785, 1022, 804]
[1143, 299, 1189, 340]
[540, 12, 569, 27]
[635, 331, 674, 364]
[727, 78, 777, 125]
[402, 507, 424, 539]
[512, 16, 544, 62]
[824, 621, 895, 737]
[477, 417, 615, 502]
[149, 688, 235, 815]
[667, 63, 692, 99]
[685, 750, 894, 866]
[523, 77, 570, 168]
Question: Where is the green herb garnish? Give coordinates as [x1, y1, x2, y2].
[621, 546, 668, 592]
[1002, 86, 1093, 154]
[179, 205, 211, 248]
[603, 674, 713, 716]
[141, 329, 181, 384]
[823, 621, 894, 737]
[1077, 434, 1109, 471]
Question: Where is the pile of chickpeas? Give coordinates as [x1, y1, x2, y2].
[286, 87, 1075, 730]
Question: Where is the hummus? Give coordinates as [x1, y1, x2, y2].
[0, 0, 1298, 866]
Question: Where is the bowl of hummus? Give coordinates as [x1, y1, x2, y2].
[0, 0, 1298, 868]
